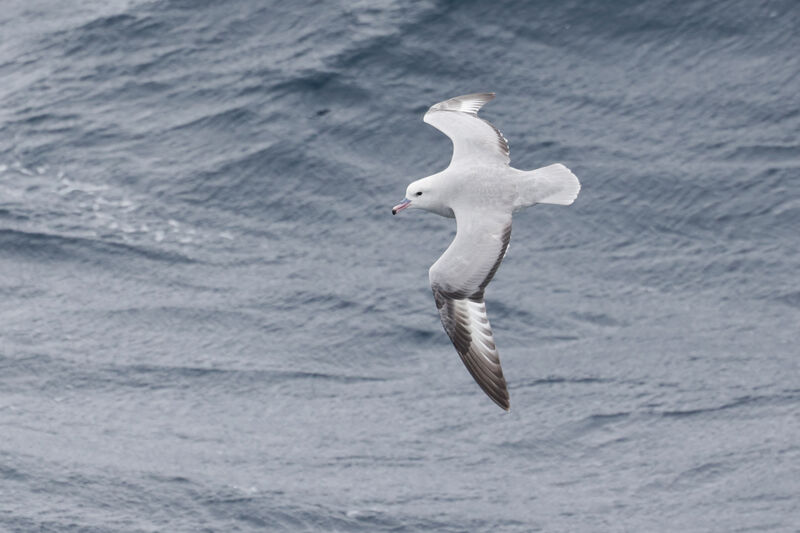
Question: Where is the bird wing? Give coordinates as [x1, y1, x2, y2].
[429, 209, 512, 410]
[423, 93, 510, 167]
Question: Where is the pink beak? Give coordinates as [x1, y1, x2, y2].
[392, 199, 411, 215]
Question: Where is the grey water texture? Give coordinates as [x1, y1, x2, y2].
[1, 0, 799, 531]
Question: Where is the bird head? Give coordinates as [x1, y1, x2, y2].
[392, 177, 443, 215]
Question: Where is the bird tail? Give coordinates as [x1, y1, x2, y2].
[513, 163, 581, 209]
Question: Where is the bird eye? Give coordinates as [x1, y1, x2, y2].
[416, 191, 423, 196]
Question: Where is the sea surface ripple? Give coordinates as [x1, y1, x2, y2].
[1, 0, 799, 531]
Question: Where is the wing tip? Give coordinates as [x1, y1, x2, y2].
[426, 92, 498, 116]
[471, 91, 496, 103]
[491, 387, 511, 411]
[498, 397, 511, 411]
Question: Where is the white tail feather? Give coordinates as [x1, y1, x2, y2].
[513, 163, 581, 209]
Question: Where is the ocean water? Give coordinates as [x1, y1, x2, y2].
[1, 0, 799, 531]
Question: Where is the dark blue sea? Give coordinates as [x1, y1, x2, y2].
[2, 1, 799, 531]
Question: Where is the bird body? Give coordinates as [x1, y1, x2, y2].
[393, 93, 580, 410]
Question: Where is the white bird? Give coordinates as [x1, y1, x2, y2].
[392, 93, 580, 410]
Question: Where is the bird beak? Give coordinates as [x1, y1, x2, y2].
[392, 199, 411, 215]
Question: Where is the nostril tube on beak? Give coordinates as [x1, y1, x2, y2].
[392, 198, 411, 215]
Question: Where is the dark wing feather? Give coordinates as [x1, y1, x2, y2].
[432, 287, 510, 410]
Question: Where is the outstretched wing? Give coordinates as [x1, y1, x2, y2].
[429, 210, 512, 410]
[424, 93, 510, 167]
